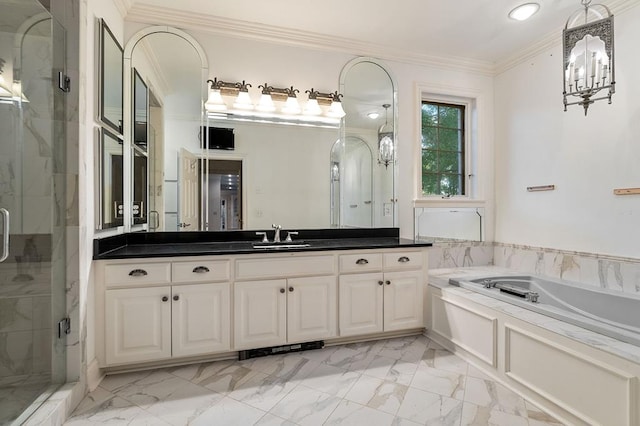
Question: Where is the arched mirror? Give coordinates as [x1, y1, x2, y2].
[330, 137, 373, 228]
[336, 58, 396, 228]
[123, 27, 208, 232]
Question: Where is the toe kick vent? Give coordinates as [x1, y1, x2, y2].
[238, 340, 324, 360]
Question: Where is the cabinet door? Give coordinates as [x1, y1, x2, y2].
[383, 270, 424, 331]
[234, 280, 287, 350]
[105, 286, 171, 365]
[287, 276, 337, 343]
[339, 273, 383, 337]
[172, 283, 231, 358]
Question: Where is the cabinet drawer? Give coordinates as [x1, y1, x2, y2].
[172, 260, 230, 283]
[339, 253, 382, 273]
[383, 251, 423, 271]
[104, 262, 171, 288]
[236, 255, 335, 280]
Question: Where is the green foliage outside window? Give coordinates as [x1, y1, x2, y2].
[421, 102, 465, 196]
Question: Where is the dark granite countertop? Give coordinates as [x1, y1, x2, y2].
[94, 228, 433, 260]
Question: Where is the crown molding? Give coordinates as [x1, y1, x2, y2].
[124, 0, 638, 79]
[112, 0, 131, 18]
[124, 4, 495, 76]
[495, 0, 640, 75]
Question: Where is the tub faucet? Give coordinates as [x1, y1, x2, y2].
[272, 224, 282, 243]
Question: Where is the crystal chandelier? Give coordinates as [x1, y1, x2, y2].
[378, 104, 394, 169]
[562, 0, 615, 115]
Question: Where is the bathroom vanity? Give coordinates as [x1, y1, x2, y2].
[93, 229, 431, 370]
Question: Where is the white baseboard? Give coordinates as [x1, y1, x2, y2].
[87, 358, 104, 392]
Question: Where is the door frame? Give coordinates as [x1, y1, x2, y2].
[199, 152, 248, 231]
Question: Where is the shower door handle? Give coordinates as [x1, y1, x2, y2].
[0, 208, 9, 263]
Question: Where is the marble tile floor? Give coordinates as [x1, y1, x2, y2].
[66, 336, 564, 425]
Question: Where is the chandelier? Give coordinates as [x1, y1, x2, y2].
[378, 104, 394, 169]
[562, 0, 615, 115]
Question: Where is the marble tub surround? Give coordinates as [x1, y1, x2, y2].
[428, 241, 494, 269]
[66, 335, 562, 425]
[494, 243, 640, 295]
[93, 228, 431, 259]
[429, 266, 640, 365]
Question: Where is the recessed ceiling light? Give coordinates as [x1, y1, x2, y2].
[367, 112, 380, 120]
[508, 3, 540, 21]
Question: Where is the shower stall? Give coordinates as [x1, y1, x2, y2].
[0, 0, 67, 424]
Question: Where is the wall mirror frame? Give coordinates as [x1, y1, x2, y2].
[132, 68, 148, 225]
[122, 26, 208, 233]
[98, 18, 124, 135]
[336, 57, 398, 229]
[97, 128, 124, 230]
[115, 29, 399, 233]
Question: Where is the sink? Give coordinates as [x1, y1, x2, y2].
[252, 243, 311, 250]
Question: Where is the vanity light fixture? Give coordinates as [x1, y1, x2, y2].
[304, 89, 322, 115]
[257, 84, 277, 112]
[326, 91, 346, 118]
[281, 86, 301, 114]
[233, 81, 254, 110]
[563, 0, 615, 115]
[378, 103, 394, 169]
[508, 3, 540, 21]
[205, 77, 345, 127]
[367, 112, 380, 120]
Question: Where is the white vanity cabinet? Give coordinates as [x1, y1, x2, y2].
[233, 255, 337, 350]
[100, 259, 231, 366]
[339, 251, 424, 337]
[105, 285, 172, 365]
[96, 246, 427, 369]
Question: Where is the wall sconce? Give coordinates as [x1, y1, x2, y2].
[563, 0, 615, 115]
[378, 103, 394, 169]
[205, 78, 345, 127]
[331, 161, 340, 182]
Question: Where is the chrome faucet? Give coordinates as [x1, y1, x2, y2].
[272, 224, 282, 243]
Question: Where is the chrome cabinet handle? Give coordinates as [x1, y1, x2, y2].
[128, 269, 148, 277]
[355, 258, 369, 265]
[192, 266, 210, 273]
[398, 256, 410, 263]
[0, 208, 9, 263]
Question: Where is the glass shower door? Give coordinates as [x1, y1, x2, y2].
[0, 1, 66, 424]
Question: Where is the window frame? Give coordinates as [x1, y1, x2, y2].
[420, 100, 467, 197]
[419, 93, 472, 200]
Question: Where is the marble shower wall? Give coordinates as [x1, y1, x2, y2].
[494, 243, 640, 295]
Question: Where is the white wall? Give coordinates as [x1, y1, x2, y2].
[494, 4, 640, 259]
[81, 0, 125, 374]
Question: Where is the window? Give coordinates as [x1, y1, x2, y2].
[421, 101, 466, 196]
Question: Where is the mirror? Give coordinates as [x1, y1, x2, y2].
[99, 19, 123, 134]
[133, 68, 148, 151]
[122, 27, 396, 232]
[337, 58, 396, 228]
[99, 128, 123, 229]
[132, 69, 148, 226]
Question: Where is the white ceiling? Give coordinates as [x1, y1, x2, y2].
[123, 0, 632, 72]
